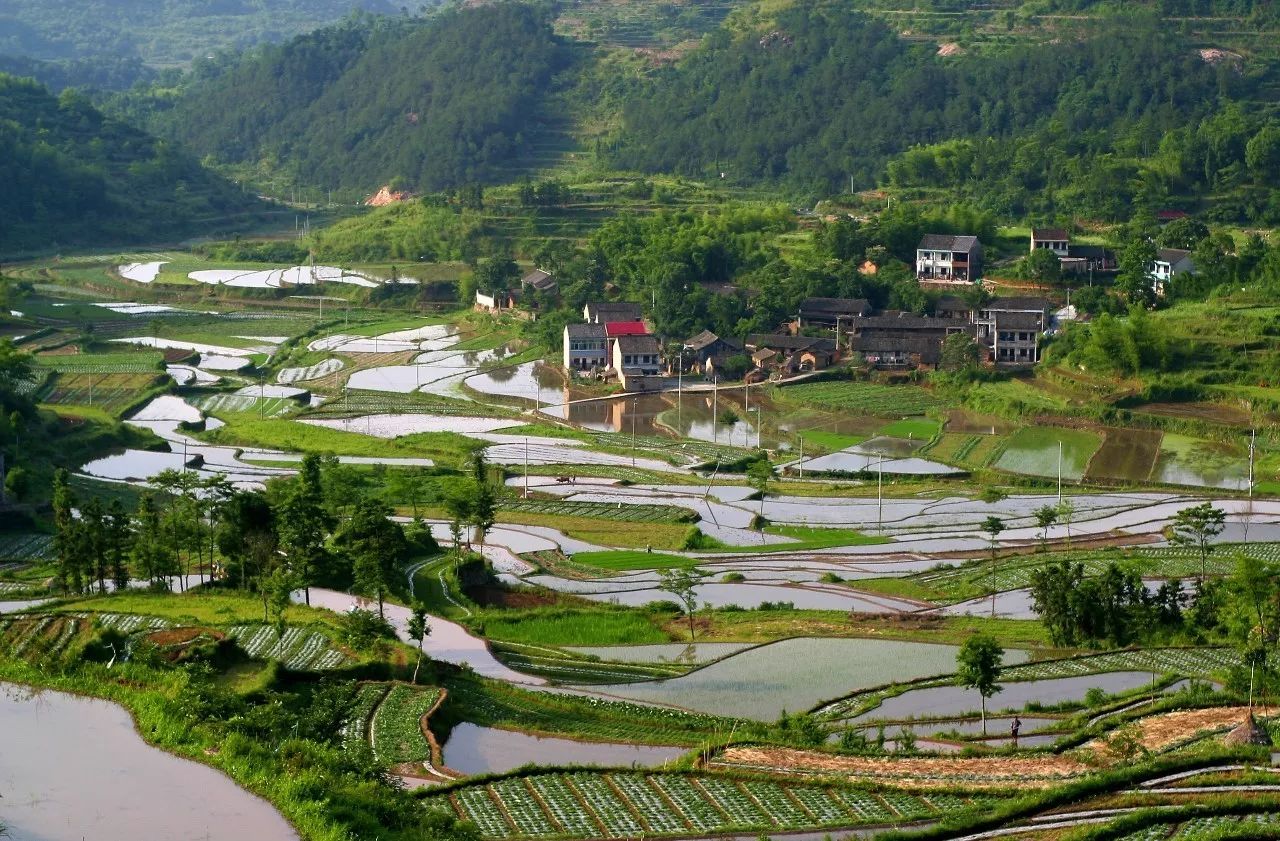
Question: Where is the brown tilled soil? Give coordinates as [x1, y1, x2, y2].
[715, 707, 1261, 788]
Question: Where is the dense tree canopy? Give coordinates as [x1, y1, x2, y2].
[136, 4, 569, 192]
[0, 74, 262, 253]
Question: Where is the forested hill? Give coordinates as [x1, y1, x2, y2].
[609, 4, 1280, 221]
[0, 75, 264, 254]
[134, 4, 569, 193]
[0, 0, 399, 67]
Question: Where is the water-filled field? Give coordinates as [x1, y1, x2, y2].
[994, 427, 1102, 479]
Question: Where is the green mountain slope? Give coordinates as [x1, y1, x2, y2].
[607, 3, 1280, 221]
[138, 4, 570, 193]
[0, 74, 264, 254]
[0, 0, 399, 67]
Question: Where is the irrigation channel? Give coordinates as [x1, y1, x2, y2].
[0, 683, 298, 841]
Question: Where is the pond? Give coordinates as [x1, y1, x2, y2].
[441, 723, 685, 775]
[583, 638, 1028, 721]
[0, 683, 298, 841]
[851, 671, 1165, 722]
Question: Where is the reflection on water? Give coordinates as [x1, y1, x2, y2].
[0, 683, 298, 841]
[442, 723, 684, 775]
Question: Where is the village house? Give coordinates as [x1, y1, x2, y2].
[1150, 248, 1196, 296]
[520, 268, 558, 296]
[745, 334, 837, 374]
[915, 234, 983, 284]
[934, 295, 974, 321]
[974, 296, 1051, 366]
[583, 301, 644, 324]
[847, 312, 971, 370]
[682, 330, 743, 376]
[794, 297, 872, 335]
[562, 323, 607, 373]
[612, 334, 663, 391]
[1029, 229, 1116, 274]
[474, 288, 518, 313]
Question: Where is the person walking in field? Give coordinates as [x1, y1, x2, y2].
[1011, 716, 1022, 748]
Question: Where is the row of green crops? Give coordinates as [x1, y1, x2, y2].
[340, 682, 388, 746]
[370, 683, 441, 764]
[915, 543, 1280, 602]
[224, 624, 351, 670]
[498, 500, 696, 524]
[428, 771, 996, 839]
[0, 533, 55, 562]
[777, 381, 943, 416]
[34, 352, 164, 373]
[0, 615, 83, 660]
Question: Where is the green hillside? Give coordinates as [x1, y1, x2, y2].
[136, 5, 570, 194]
[0, 74, 265, 254]
[0, 0, 399, 67]
[609, 3, 1280, 222]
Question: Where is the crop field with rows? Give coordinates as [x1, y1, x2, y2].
[341, 683, 389, 745]
[498, 499, 696, 524]
[0, 532, 55, 562]
[428, 771, 994, 839]
[914, 543, 1277, 601]
[1002, 647, 1242, 682]
[224, 624, 351, 670]
[195, 393, 296, 417]
[369, 683, 442, 764]
[41, 372, 163, 414]
[277, 358, 344, 383]
[778, 382, 943, 416]
[1116, 812, 1280, 840]
[491, 642, 687, 684]
[306, 388, 517, 419]
[0, 615, 84, 660]
[35, 352, 164, 374]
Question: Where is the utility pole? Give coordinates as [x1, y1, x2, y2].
[797, 435, 804, 478]
[1249, 428, 1256, 498]
[877, 458, 884, 533]
[711, 376, 718, 445]
[523, 436, 529, 498]
[1057, 441, 1063, 502]
[677, 348, 683, 432]
[630, 398, 637, 467]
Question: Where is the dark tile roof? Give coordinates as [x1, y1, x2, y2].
[857, 313, 970, 331]
[935, 296, 972, 313]
[615, 335, 660, 354]
[746, 334, 834, 352]
[1031, 228, 1069, 241]
[852, 334, 948, 364]
[565, 323, 606, 339]
[1067, 244, 1111, 260]
[799, 297, 872, 318]
[585, 302, 643, 321]
[684, 330, 742, 353]
[917, 234, 980, 252]
[521, 268, 556, 291]
[983, 296, 1051, 313]
[993, 311, 1046, 330]
[1156, 248, 1193, 263]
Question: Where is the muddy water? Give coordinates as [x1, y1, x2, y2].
[442, 723, 685, 775]
[0, 683, 298, 841]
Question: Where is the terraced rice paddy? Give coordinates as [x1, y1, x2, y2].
[1086, 427, 1162, 482]
[1154, 433, 1251, 490]
[994, 427, 1102, 479]
[35, 352, 164, 373]
[276, 358, 344, 383]
[428, 771, 993, 838]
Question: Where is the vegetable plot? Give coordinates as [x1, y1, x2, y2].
[430, 771, 993, 839]
[370, 683, 442, 764]
[225, 624, 351, 670]
[0, 533, 55, 561]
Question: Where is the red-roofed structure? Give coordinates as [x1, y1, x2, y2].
[605, 321, 649, 338]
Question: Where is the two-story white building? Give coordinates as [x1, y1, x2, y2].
[563, 323, 608, 373]
[1150, 248, 1196, 297]
[916, 234, 983, 284]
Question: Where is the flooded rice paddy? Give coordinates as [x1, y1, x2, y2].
[442, 723, 684, 775]
[583, 638, 1028, 720]
[0, 684, 298, 841]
